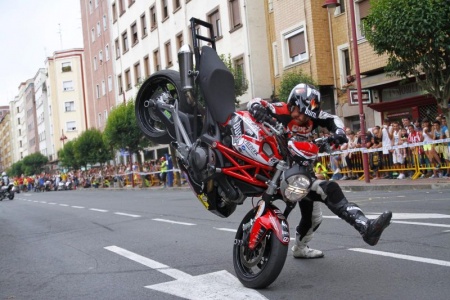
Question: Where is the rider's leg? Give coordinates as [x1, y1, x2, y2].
[310, 180, 392, 246]
[292, 197, 324, 258]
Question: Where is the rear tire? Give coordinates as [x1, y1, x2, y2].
[233, 209, 288, 289]
[8, 193, 14, 200]
[135, 70, 193, 144]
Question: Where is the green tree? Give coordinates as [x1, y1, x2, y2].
[365, 0, 450, 117]
[277, 70, 316, 102]
[74, 128, 112, 168]
[220, 54, 249, 106]
[104, 100, 151, 170]
[22, 152, 49, 175]
[58, 139, 81, 170]
[8, 161, 25, 177]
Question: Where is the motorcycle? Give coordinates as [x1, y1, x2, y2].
[0, 183, 15, 201]
[135, 18, 329, 289]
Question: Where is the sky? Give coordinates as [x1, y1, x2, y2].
[0, 0, 83, 106]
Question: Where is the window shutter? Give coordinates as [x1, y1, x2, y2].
[288, 32, 305, 57]
[358, 0, 371, 19]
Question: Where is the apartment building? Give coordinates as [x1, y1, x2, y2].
[0, 111, 12, 171]
[34, 68, 54, 161]
[110, 0, 271, 106]
[45, 49, 88, 160]
[25, 79, 39, 155]
[81, 0, 116, 130]
[10, 80, 31, 162]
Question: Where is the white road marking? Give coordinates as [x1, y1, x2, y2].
[71, 206, 85, 209]
[349, 248, 450, 267]
[89, 208, 108, 213]
[114, 212, 141, 218]
[59, 204, 69, 207]
[214, 228, 237, 233]
[47, 202, 57, 205]
[152, 218, 196, 226]
[40, 201, 47, 203]
[392, 221, 450, 228]
[105, 246, 268, 300]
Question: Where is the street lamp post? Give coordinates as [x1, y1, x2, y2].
[60, 129, 68, 147]
[322, 0, 370, 183]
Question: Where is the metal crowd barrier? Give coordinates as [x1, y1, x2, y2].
[318, 138, 450, 180]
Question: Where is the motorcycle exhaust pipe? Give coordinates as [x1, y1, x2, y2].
[178, 44, 195, 105]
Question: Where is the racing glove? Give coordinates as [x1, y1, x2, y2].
[249, 103, 269, 123]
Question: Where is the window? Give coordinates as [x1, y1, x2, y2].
[103, 15, 107, 31]
[115, 39, 120, 58]
[229, 0, 241, 30]
[98, 113, 102, 127]
[268, 0, 273, 13]
[112, 2, 117, 22]
[144, 55, 150, 78]
[99, 50, 103, 63]
[161, 0, 169, 20]
[105, 44, 110, 61]
[119, 0, 126, 15]
[63, 81, 74, 91]
[140, 13, 148, 37]
[94, 56, 97, 70]
[102, 80, 106, 95]
[122, 30, 129, 52]
[153, 49, 160, 71]
[125, 69, 131, 90]
[356, 0, 370, 38]
[335, 0, 345, 15]
[234, 56, 246, 85]
[118, 74, 123, 94]
[104, 110, 108, 122]
[165, 41, 172, 67]
[66, 121, 77, 132]
[62, 62, 72, 72]
[134, 62, 141, 85]
[89, 0, 93, 13]
[176, 32, 183, 51]
[128, 0, 135, 7]
[208, 9, 222, 39]
[95, 0, 99, 8]
[108, 75, 113, 92]
[338, 44, 351, 87]
[150, 5, 157, 29]
[173, 0, 181, 11]
[131, 22, 138, 45]
[65, 101, 75, 112]
[91, 28, 95, 42]
[282, 25, 307, 66]
[97, 22, 101, 36]
[96, 84, 100, 98]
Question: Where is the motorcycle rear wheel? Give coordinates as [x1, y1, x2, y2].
[233, 208, 288, 289]
[8, 193, 14, 200]
[135, 70, 193, 144]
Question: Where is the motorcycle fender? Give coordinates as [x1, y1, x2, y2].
[248, 206, 290, 250]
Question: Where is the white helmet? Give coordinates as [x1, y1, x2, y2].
[1, 172, 6, 176]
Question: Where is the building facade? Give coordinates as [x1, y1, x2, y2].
[45, 49, 88, 160]
[0, 111, 12, 171]
[81, 0, 117, 130]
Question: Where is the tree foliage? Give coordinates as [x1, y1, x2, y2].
[58, 139, 81, 170]
[8, 161, 25, 177]
[277, 70, 316, 102]
[365, 0, 450, 116]
[104, 100, 151, 168]
[220, 54, 249, 106]
[22, 152, 49, 175]
[74, 128, 112, 168]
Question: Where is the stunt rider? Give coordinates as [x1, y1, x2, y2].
[248, 83, 392, 258]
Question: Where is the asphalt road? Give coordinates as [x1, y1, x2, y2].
[1, 188, 449, 300]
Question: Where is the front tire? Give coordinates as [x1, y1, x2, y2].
[233, 209, 288, 289]
[8, 192, 14, 200]
[135, 70, 193, 145]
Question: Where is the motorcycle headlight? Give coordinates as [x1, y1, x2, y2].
[283, 174, 311, 202]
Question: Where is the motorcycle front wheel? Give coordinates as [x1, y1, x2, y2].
[233, 208, 288, 289]
[8, 192, 14, 200]
[135, 70, 193, 145]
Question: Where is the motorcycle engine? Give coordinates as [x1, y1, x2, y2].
[187, 142, 209, 181]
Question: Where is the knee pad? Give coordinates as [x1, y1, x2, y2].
[311, 180, 346, 204]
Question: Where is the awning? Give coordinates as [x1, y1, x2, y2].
[368, 95, 436, 112]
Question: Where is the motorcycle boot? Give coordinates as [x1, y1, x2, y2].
[312, 180, 392, 246]
[292, 201, 324, 258]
